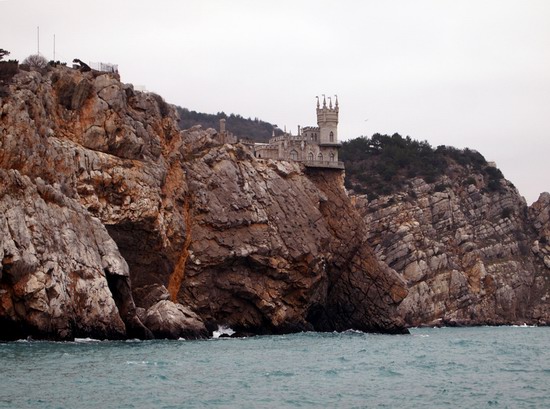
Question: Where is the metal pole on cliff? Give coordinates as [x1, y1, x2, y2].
[37, 26, 40, 54]
[53, 34, 56, 61]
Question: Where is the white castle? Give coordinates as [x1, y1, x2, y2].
[218, 95, 344, 170]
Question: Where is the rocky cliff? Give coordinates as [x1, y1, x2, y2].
[0, 66, 407, 340]
[354, 162, 550, 326]
[178, 141, 407, 334]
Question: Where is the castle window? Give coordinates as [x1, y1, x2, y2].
[330, 152, 335, 161]
[317, 153, 323, 162]
[290, 150, 298, 161]
[330, 131, 334, 142]
[308, 152, 314, 161]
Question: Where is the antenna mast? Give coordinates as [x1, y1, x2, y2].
[53, 34, 56, 61]
[37, 26, 40, 54]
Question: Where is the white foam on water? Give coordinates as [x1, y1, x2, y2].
[212, 325, 235, 339]
[342, 329, 366, 335]
[74, 337, 101, 343]
[126, 361, 151, 365]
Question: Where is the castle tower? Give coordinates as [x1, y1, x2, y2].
[317, 94, 339, 145]
[219, 118, 227, 143]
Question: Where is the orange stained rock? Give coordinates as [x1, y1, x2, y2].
[167, 199, 193, 302]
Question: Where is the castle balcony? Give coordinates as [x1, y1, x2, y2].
[302, 160, 345, 170]
[319, 142, 342, 147]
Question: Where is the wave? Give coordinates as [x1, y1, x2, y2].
[74, 337, 102, 343]
[212, 325, 236, 339]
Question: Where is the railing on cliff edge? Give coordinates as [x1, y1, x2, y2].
[302, 160, 345, 170]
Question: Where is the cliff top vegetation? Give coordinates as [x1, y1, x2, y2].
[340, 133, 506, 199]
[176, 107, 282, 143]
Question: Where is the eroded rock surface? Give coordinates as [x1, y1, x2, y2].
[0, 169, 131, 340]
[355, 170, 550, 326]
[0, 66, 408, 339]
[1, 67, 183, 339]
[178, 139, 407, 334]
[528, 192, 550, 320]
[143, 300, 207, 340]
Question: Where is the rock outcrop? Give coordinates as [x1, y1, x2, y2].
[355, 166, 550, 326]
[0, 65, 408, 339]
[0, 169, 145, 340]
[142, 300, 207, 340]
[0, 67, 199, 339]
[177, 139, 407, 334]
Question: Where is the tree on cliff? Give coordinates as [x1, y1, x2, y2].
[22, 54, 48, 70]
[0, 49, 9, 61]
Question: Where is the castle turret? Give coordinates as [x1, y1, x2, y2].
[256, 95, 343, 170]
[317, 94, 339, 146]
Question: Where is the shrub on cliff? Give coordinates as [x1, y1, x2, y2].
[0, 61, 18, 82]
[22, 54, 48, 71]
[0, 49, 18, 92]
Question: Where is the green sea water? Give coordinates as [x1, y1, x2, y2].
[1, 326, 549, 408]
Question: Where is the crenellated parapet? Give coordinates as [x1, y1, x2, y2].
[316, 94, 339, 146]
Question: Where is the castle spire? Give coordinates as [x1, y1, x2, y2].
[328, 96, 332, 109]
[316, 96, 320, 108]
[322, 94, 326, 108]
[334, 94, 338, 108]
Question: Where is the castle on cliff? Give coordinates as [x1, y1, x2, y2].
[218, 95, 344, 170]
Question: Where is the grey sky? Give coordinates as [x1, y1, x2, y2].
[2, 0, 549, 204]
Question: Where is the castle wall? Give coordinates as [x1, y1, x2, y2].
[254, 144, 278, 160]
[254, 138, 339, 163]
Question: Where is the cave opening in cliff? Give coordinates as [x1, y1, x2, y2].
[105, 224, 174, 306]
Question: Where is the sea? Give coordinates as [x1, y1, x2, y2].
[1, 326, 549, 409]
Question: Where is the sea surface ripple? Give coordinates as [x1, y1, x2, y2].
[1, 326, 549, 408]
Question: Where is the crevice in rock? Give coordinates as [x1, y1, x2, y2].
[104, 270, 153, 339]
[105, 223, 173, 295]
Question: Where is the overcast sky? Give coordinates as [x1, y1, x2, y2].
[2, 0, 549, 203]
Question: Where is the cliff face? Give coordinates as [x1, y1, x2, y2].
[354, 164, 550, 326]
[5, 66, 546, 339]
[528, 192, 550, 320]
[0, 169, 128, 340]
[1, 67, 175, 339]
[0, 67, 407, 339]
[178, 139, 407, 333]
